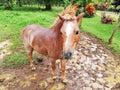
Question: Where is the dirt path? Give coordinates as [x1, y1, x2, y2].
[0, 40, 12, 64]
[0, 32, 120, 90]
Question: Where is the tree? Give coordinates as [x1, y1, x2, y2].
[112, 0, 120, 8]
[44, 0, 63, 10]
[62, 0, 93, 11]
[4, 0, 12, 10]
[34, 0, 51, 10]
[44, 0, 51, 10]
[16, 0, 22, 7]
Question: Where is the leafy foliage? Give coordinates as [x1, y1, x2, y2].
[93, 3, 100, 9]
[2, 0, 63, 10]
[85, 4, 95, 17]
[4, 0, 13, 10]
[112, 0, 120, 8]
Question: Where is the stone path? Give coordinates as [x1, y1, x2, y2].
[0, 40, 12, 64]
[66, 32, 120, 90]
[0, 31, 120, 90]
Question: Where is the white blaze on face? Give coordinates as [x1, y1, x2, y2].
[64, 22, 74, 52]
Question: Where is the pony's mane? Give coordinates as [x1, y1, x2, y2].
[51, 4, 79, 29]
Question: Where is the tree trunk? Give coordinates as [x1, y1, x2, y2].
[108, 24, 120, 44]
[17, 0, 22, 7]
[4, 0, 12, 10]
[44, 0, 52, 10]
[108, 15, 120, 44]
[45, 4, 51, 10]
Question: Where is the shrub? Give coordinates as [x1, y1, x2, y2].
[102, 2, 109, 10]
[101, 12, 115, 24]
[93, 3, 100, 10]
[0, 3, 3, 6]
[85, 4, 95, 17]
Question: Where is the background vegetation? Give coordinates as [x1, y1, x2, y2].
[0, 0, 118, 10]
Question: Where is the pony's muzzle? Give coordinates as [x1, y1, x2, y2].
[62, 51, 73, 59]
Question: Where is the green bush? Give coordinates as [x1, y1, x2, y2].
[0, 3, 3, 6]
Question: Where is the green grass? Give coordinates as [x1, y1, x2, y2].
[81, 15, 120, 56]
[0, 6, 120, 67]
[0, 6, 62, 67]
[3, 54, 28, 67]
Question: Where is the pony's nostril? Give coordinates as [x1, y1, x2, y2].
[62, 51, 73, 59]
[68, 52, 72, 57]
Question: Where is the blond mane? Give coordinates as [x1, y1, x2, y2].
[51, 4, 79, 29]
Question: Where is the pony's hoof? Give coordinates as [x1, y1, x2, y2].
[31, 67, 36, 71]
[62, 78, 68, 84]
[52, 76, 58, 81]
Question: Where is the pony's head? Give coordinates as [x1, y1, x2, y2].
[59, 13, 84, 59]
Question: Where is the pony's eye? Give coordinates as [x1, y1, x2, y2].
[75, 31, 79, 35]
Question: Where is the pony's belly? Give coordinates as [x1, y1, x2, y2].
[33, 45, 48, 55]
[37, 48, 48, 55]
[38, 48, 48, 55]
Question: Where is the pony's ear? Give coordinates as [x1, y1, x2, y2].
[58, 15, 65, 21]
[77, 13, 84, 22]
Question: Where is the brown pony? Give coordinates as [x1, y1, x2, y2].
[22, 6, 84, 79]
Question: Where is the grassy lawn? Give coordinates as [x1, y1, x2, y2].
[0, 6, 62, 67]
[0, 6, 120, 67]
[81, 16, 120, 56]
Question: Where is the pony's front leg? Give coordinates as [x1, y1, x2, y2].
[50, 58, 56, 76]
[61, 59, 66, 79]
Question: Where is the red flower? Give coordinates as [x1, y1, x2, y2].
[86, 4, 95, 16]
[102, 2, 109, 9]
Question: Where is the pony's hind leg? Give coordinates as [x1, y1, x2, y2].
[22, 36, 35, 70]
[27, 47, 36, 70]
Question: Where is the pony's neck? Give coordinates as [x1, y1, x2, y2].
[51, 18, 64, 32]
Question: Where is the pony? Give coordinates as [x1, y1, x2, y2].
[22, 5, 84, 80]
